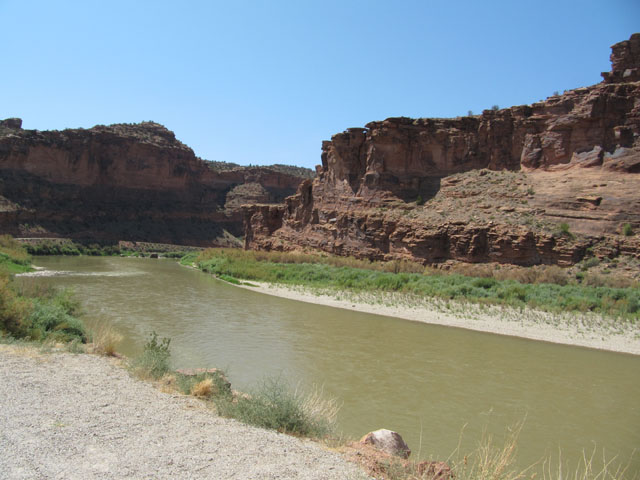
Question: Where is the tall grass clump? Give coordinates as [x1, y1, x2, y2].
[541, 448, 638, 480]
[444, 423, 638, 480]
[130, 331, 171, 379]
[88, 321, 123, 356]
[215, 377, 337, 438]
[450, 424, 531, 480]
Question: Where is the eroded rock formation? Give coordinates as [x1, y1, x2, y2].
[245, 34, 640, 265]
[0, 121, 309, 246]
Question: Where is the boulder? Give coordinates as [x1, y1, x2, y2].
[360, 429, 411, 459]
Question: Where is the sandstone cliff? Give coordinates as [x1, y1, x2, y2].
[0, 120, 310, 246]
[245, 34, 640, 266]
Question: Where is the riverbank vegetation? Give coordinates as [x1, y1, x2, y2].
[20, 237, 200, 258]
[0, 235, 32, 274]
[0, 235, 87, 344]
[130, 331, 337, 439]
[191, 249, 640, 321]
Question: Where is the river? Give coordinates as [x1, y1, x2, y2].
[23, 256, 640, 473]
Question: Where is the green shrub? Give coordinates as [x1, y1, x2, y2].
[622, 223, 633, 236]
[215, 377, 335, 438]
[472, 277, 497, 289]
[557, 222, 574, 239]
[131, 332, 171, 379]
[28, 300, 87, 342]
[626, 295, 639, 314]
[179, 252, 199, 265]
[582, 257, 600, 270]
[502, 284, 527, 303]
[0, 236, 86, 344]
[1, 276, 86, 343]
[25, 241, 81, 256]
[416, 194, 424, 206]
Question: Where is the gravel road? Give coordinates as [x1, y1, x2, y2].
[0, 345, 367, 480]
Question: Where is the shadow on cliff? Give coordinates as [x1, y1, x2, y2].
[387, 175, 442, 204]
[0, 170, 241, 246]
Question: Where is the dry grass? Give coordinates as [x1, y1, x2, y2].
[0, 342, 45, 358]
[446, 422, 533, 480]
[582, 273, 638, 289]
[541, 448, 638, 480]
[492, 265, 570, 285]
[450, 263, 496, 278]
[190, 378, 214, 397]
[157, 373, 178, 394]
[299, 385, 340, 428]
[88, 322, 123, 356]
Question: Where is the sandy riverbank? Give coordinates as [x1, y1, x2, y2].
[232, 280, 640, 356]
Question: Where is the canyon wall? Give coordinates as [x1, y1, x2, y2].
[245, 34, 640, 266]
[0, 120, 309, 246]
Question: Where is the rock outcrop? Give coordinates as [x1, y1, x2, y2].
[245, 34, 640, 266]
[0, 121, 310, 246]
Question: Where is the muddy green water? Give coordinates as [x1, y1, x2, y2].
[26, 256, 640, 472]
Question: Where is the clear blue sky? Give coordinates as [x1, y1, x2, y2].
[1, 1, 638, 168]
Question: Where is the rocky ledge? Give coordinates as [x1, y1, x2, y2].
[244, 34, 640, 266]
[0, 120, 311, 246]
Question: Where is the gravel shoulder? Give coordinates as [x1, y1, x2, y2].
[0, 344, 367, 480]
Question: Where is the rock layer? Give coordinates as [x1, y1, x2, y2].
[245, 34, 640, 265]
[0, 121, 309, 245]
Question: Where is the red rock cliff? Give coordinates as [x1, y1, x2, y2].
[0, 120, 309, 245]
[245, 34, 640, 265]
